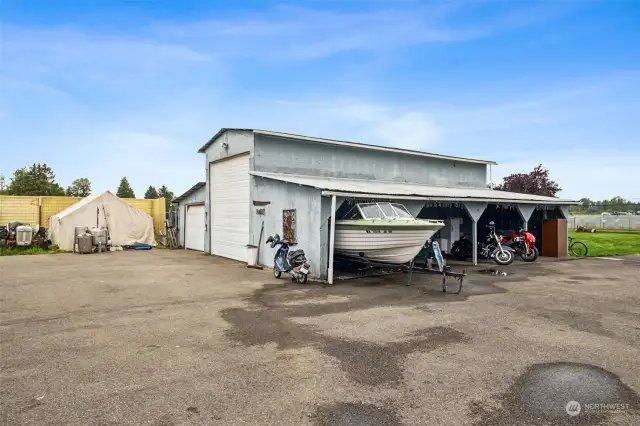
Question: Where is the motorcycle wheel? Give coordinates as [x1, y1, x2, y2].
[493, 250, 514, 266]
[273, 268, 282, 279]
[452, 243, 469, 261]
[520, 246, 539, 262]
[296, 273, 308, 284]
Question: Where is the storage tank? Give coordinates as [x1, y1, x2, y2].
[74, 225, 89, 239]
[16, 225, 33, 246]
[77, 234, 93, 254]
[90, 228, 108, 246]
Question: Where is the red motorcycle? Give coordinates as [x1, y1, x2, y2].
[499, 229, 538, 262]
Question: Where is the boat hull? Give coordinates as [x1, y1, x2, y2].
[334, 220, 443, 264]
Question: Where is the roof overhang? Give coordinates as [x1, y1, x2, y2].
[250, 171, 579, 205]
[320, 191, 576, 205]
[173, 182, 206, 204]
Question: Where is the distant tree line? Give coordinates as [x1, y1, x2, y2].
[571, 197, 640, 215]
[1, 164, 175, 210]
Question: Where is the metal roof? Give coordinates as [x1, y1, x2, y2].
[250, 172, 578, 205]
[197, 128, 497, 165]
[172, 182, 206, 204]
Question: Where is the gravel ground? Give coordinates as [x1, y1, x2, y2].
[1, 251, 639, 425]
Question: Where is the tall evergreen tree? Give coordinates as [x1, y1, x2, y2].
[116, 177, 135, 198]
[144, 185, 159, 199]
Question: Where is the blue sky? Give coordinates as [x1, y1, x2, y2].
[1, 0, 638, 200]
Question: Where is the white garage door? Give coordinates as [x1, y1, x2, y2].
[210, 154, 250, 261]
[184, 204, 205, 251]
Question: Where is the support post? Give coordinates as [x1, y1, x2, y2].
[516, 204, 535, 231]
[328, 195, 337, 285]
[472, 220, 478, 266]
[463, 202, 488, 267]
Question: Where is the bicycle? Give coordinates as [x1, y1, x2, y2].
[568, 236, 588, 257]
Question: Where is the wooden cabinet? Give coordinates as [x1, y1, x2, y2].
[542, 219, 568, 257]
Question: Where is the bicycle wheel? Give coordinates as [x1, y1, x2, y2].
[570, 241, 588, 257]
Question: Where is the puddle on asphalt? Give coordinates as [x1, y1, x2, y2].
[321, 327, 467, 386]
[313, 402, 402, 426]
[537, 310, 615, 338]
[471, 362, 640, 425]
[220, 283, 470, 387]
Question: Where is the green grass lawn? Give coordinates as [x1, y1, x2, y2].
[0, 245, 66, 256]
[569, 231, 640, 257]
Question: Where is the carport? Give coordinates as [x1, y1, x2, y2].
[249, 172, 577, 283]
[323, 186, 576, 283]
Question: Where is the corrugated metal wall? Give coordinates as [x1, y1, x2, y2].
[0, 195, 166, 233]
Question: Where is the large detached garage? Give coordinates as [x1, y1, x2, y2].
[197, 128, 577, 282]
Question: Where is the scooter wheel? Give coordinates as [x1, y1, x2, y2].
[273, 268, 282, 279]
[297, 274, 308, 284]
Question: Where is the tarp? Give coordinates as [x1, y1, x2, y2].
[48, 191, 156, 251]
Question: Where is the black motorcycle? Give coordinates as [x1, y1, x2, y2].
[451, 221, 515, 266]
[265, 233, 310, 283]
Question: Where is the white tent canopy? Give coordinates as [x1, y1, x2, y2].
[48, 191, 156, 251]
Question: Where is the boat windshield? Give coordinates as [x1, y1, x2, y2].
[359, 203, 385, 219]
[391, 204, 413, 219]
[378, 203, 397, 218]
[357, 202, 416, 220]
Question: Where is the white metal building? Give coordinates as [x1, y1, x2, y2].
[196, 128, 577, 282]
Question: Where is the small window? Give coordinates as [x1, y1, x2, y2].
[391, 203, 413, 219]
[359, 203, 384, 219]
[283, 209, 296, 242]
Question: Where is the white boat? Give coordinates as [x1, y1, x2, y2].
[335, 202, 445, 264]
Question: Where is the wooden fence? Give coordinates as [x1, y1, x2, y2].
[0, 195, 166, 233]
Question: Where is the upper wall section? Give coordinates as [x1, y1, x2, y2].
[253, 134, 488, 188]
[203, 130, 254, 165]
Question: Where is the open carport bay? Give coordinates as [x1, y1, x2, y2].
[1, 251, 639, 425]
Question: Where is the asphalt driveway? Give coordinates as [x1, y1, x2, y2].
[1, 251, 639, 425]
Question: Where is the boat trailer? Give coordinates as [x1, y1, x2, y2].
[406, 257, 466, 294]
[334, 241, 465, 294]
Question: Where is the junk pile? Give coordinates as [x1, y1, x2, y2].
[0, 222, 49, 250]
[576, 226, 597, 233]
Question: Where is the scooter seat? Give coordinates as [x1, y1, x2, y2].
[287, 249, 305, 260]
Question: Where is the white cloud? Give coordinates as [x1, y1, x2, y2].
[143, 2, 574, 61]
[493, 150, 640, 201]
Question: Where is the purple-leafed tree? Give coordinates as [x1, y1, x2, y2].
[494, 164, 561, 197]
